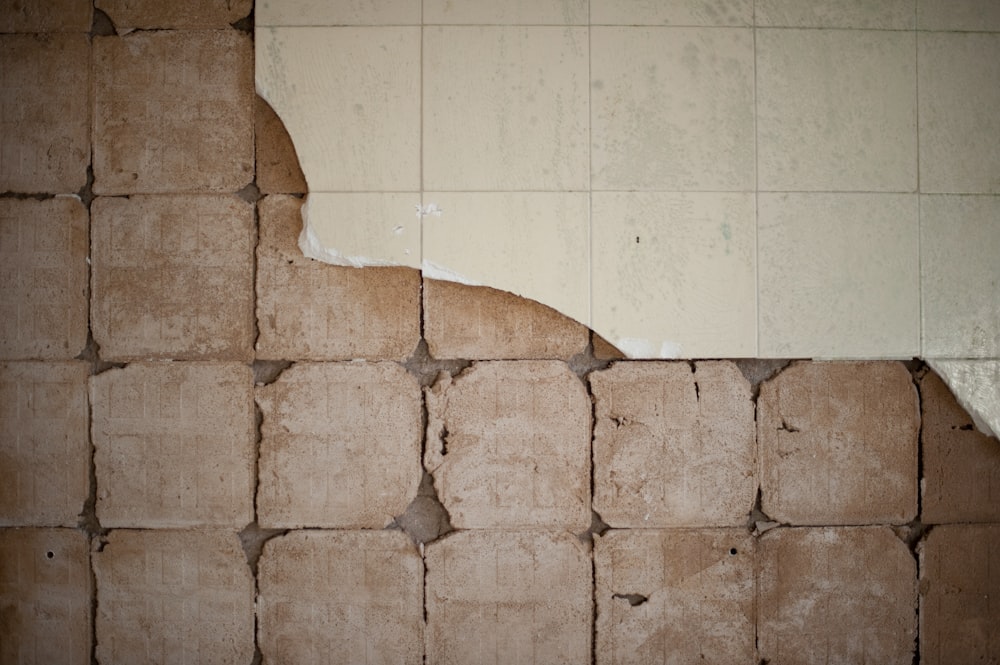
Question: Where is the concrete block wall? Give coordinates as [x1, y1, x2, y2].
[1, 2, 1000, 664]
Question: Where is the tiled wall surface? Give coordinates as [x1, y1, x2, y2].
[2, 1, 1000, 664]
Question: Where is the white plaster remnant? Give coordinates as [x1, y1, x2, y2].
[416, 203, 443, 218]
[419, 259, 481, 287]
[927, 360, 1000, 441]
[615, 337, 683, 359]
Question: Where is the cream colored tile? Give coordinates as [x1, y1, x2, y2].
[298, 193, 420, 268]
[591, 27, 755, 191]
[918, 0, 1000, 31]
[757, 29, 917, 192]
[422, 192, 590, 327]
[919, 33, 1000, 194]
[921, 195, 1000, 358]
[758, 193, 920, 358]
[256, 27, 420, 191]
[423, 27, 589, 191]
[256, 0, 420, 25]
[756, 0, 915, 28]
[423, 0, 587, 24]
[591, 192, 756, 358]
[591, 0, 752, 26]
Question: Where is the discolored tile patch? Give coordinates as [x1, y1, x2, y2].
[258, 530, 423, 664]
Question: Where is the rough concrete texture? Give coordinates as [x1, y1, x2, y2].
[0, 528, 90, 665]
[425, 361, 591, 530]
[595, 528, 755, 665]
[758, 527, 917, 665]
[256, 195, 421, 361]
[92, 31, 253, 194]
[758, 361, 919, 525]
[0, 34, 89, 193]
[258, 530, 424, 665]
[90, 363, 255, 528]
[921, 371, 1000, 523]
[425, 530, 592, 665]
[592, 361, 756, 527]
[0, 362, 89, 527]
[255, 96, 308, 194]
[96, 0, 252, 29]
[93, 529, 254, 664]
[919, 524, 1000, 664]
[256, 362, 422, 528]
[0, 197, 88, 360]
[0, 0, 92, 32]
[423, 278, 589, 360]
[91, 195, 254, 361]
[592, 333, 626, 360]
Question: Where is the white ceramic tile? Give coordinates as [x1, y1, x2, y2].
[758, 193, 920, 358]
[756, 0, 915, 29]
[757, 29, 917, 193]
[423, 27, 589, 191]
[590, 0, 752, 26]
[591, 192, 756, 358]
[423, 0, 588, 24]
[591, 27, 755, 191]
[421, 192, 590, 327]
[918, 33, 1000, 194]
[918, 0, 1000, 31]
[255, 27, 420, 191]
[298, 193, 421, 268]
[921, 195, 1000, 358]
[256, 0, 420, 26]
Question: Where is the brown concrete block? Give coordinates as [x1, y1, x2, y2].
[758, 361, 919, 525]
[92, 31, 253, 194]
[920, 524, 1000, 664]
[256, 362, 422, 528]
[0, 528, 91, 665]
[96, 0, 251, 30]
[256, 196, 420, 361]
[0, 0, 92, 32]
[758, 527, 917, 665]
[94, 529, 254, 664]
[595, 529, 755, 665]
[258, 530, 423, 664]
[592, 333, 625, 360]
[0, 198, 88, 360]
[920, 371, 1000, 523]
[0, 362, 89, 527]
[90, 362, 255, 528]
[423, 279, 589, 360]
[425, 361, 591, 530]
[592, 361, 756, 527]
[425, 530, 592, 665]
[0, 35, 89, 193]
[255, 97, 307, 194]
[91, 195, 254, 361]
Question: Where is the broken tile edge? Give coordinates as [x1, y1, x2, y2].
[926, 359, 1000, 440]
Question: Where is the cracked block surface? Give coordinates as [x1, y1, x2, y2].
[758, 527, 917, 665]
[425, 361, 591, 530]
[93, 31, 253, 194]
[0, 0, 92, 31]
[595, 529, 755, 665]
[0, 34, 89, 193]
[423, 279, 588, 360]
[258, 530, 423, 665]
[0, 198, 88, 360]
[91, 195, 254, 361]
[256, 362, 422, 528]
[95, 0, 252, 29]
[254, 97, 307, 194]
[0, 362, 89, 527]
[921, 371, 1000, 524]
[592, 361, 756, 527]
[94, 529, 254, 665]
[758, 362, 919, 525]
[425, 530, 592, 665]
[920, 524, 1000, 664]
[90, 363, 255, 528]
[255, 195, 420, 361]
[0, 528, 90, 665]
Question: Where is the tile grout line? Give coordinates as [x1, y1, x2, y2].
[753, 0, 761, 358]
[587, 2, 593, 338]
[914, 7, 923, 360]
